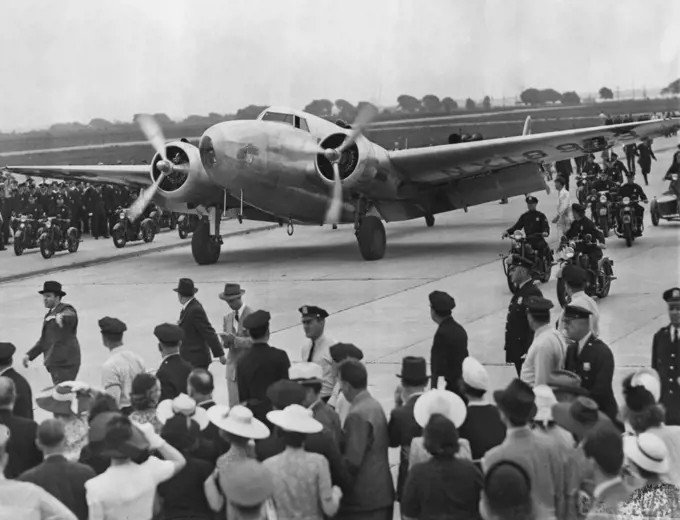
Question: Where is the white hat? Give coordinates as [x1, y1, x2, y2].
[624, 432, 669, 474]
[207, 405, 270, 440]
[289, 363, 323, 383]
[414, 389, 467, 428]
[462, 357, 489, 391]
[267, 404, 323, 434]
[631, 368, 661, 403]
[156, 393, 209, 430]
[533, 385, 557, 422]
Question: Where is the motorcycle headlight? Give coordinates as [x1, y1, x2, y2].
[565, 247, 574, 259]
[119, 212, 126, 219]
[673, 174, 679, 181]
[19, 223, 25, 229]
[599, 195, 607, 203]
[513, 230, 525, 240]
[623, 197, 631, 205]
[46, 221, 52, 228]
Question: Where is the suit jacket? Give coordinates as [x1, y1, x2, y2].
[565, 334, 618, 423]
[0, 409, 42, 478]
[652, 325, 680, 425]
[157, 353, 193, 402]
[18, 454, 95, 520]
[431, 317, 468, 388]
[505, 281, 543, 363]
[27, 302, 81, 368]
[388, 393, 423, 501]
[0, 366, 33, 419]
[341, 390, 395, 513]
[310, 398, 343, 449]
[223, 304, 253, 382]
[178, 298, 224, 367]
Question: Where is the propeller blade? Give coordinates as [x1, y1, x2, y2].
[324, 162, 343, 224]
[337, 104, 379, 153]
[128, 172, 167, 221]
[137, 114, 167, 162]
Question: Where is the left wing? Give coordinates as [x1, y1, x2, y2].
[1, 164, 152, 187]
[387, 118, 680, 184]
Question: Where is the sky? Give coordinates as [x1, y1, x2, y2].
[1, 0, 679, 132]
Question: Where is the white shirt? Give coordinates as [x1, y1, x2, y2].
[181, 298, 194, 312]
[86, 456, 175, 520]
[578, 332, 593, 354]
[101, 346, 146, 408]
[328, 383, 351, 426]
[300, 333, 337, 398]
[521, 324, 567, 386]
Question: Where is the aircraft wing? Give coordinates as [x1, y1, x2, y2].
[387, 118, 680, 184]
[1, 164, 152, 187]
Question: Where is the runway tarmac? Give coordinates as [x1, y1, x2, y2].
[3, 139, 680, 439]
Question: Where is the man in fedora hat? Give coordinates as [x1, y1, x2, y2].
[428, 291, 468, 397]
[652, 287, 680, 425]
[24, 281, 81, 384]
[483, 379, 571, 520]
[0, 343, 33, 419]
[218, 283, 253, 406]
[174, 278, 225, 370]
[388, 356, 429, 502]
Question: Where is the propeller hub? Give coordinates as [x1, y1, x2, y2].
[324, 148, 341, 163]
[157, 160, 173, 174]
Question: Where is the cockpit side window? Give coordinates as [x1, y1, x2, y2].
[295, 116, 310, 132]
[261, 111, 295, 127]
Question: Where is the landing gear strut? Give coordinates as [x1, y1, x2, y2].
[191, 207, 222, 265]
[354, 199, 386, 261]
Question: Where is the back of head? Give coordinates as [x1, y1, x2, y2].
[0, 377, 16, 409]
[89, 393, 120, 421]
[483, 460, 535, 520]
[583, 422, 624, 476]
[131, 373, 159, 410]
[189, 369, 214, 395]
[339, 359, 368, 390]
[423, 413, 459, 456]
[37, 418, 66, 449]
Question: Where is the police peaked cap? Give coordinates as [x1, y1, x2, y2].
[242, 310, 271, 330]
[663, 287, 680, 303]
[154, 323, 184, 344]
[561, 264, 588, 285]
[525, 196, 538, 204]
[524, 296, 554, 313]
[429, 290, 455, 312]
[329, 343, 364, 362]
[299, 306, 329, 319]
[563, 305, 592, 320]
[98, 317, 127, 336]
[0, 343, 16, 363]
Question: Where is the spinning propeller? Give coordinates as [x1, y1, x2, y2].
[128, 115, 188, 221]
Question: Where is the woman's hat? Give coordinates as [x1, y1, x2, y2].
[623, 432, 669, 475]
[552, 397, 611, 439]
[173, 278, 198, 297]
[90, 412, 150, 459]
[156, 393, 209, 431]
[207, 404, 270, 439]
[219, 283, 245, 302]
[414, 389, 467, 428]
[533, 385, 557, 422]
[38, 280, 66, 297]
[221, 459, 274, 507]
[36, 381, 94, 416]
[267, 404, 323, 434]
[629, 368, 661, 403]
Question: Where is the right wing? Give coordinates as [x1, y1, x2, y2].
[2, 164, 152, 188]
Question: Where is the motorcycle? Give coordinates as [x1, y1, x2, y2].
[150, 209, 178, 232]
[111, 207, 156, 248]
[177, 213, 200, 239]
[500, 230, 553, 293]
[555, 235, 615, 307]
[39, 216, 80, 259]
[12, 214, 42, 256]
[576, 174, 597, 205]
[613, 196, 645, 248]
[587, 189, 616, 237]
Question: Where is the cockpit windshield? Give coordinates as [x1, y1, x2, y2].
[260, 111, 309, 133]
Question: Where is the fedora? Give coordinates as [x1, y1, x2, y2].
[207, 404, 270, 439]
[547, 370, 589, 397]
[36, 381, 94, 416]
[173, 278, 198, 297]
[493, 379, 537, 423]
[156, 393, 209, 431]
[267, 404, 323, 434]
[413, 389, 467, 428]
[219, 283, 245, 302]
[39, 280, 66, 297]
[623, 432, 669, 475]
[222, 459, 274, 507]
[551, 397, 611, 439]
[397, 357, 429, 386]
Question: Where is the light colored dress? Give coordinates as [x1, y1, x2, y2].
[60, 415, 89, 462]
[129, 409, 163, 433]
[556, 186, 572, 237]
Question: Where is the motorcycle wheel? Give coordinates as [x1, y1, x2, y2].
[13, 237, 24, 256]
[178, 225, 188, 240]
[556, 277, 569, 308]
[599, 215, 609, 238]
[651, 210, 660, 226]
[540, 258, 552, 283]
[67, 233, 80, 253]
[142, 223, 155, 243]
[112, 229, 127, 248]
[169, 215, 177, 230]
[624, 223, 633, 247]
[40, 239, 54, 259]
[596, 262, 613, 299]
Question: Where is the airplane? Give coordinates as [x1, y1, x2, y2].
[4, 106, 679, 266]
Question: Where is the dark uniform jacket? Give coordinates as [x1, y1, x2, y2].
[431, 317, 468, 390]
[505, 281, 542, 363]
[388, 393, 423, 501]
[506, 209, 550, 239]
[236, 342, 290, 423]
[617, 182, 647, 202]
[591, 179, 617, 193]
[157, 353, 192, 402]
[178, 299, 224, 368]
[565, 217, 605, 243]
[0, 409, 42, 478]
[583, 162, 602, 176]
[18, 455, 95, 520]
[0, 367, 33, 419]
[564, 334, 618, 423]
[637, 143, 656, 166]
[652, 325, 680, 426]
[27, 302, 81, 369]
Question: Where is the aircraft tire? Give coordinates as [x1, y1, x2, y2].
[356, 216, 386, 261]
[192, 222, 221, 265]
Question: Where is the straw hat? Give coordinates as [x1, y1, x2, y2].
[207, 405, 270, 439]
[156, 393, 209, 431]
[35, 381, 94, 416]
[267, 404, 323, 434]
[413, 389, 467, 428]
[624, 432, 669, 475]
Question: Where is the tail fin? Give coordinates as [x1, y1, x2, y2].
[522, 116, 532, 136]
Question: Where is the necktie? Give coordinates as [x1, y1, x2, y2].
[235, 310, 239, 323]
[307, 340, 316, 362]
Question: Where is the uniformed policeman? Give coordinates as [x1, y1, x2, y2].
[299, 305, 337, 403]
[651, 287, 680, 426]
[154, 323, 192, 402]
[504, 256, 543, 376]
[428, 291, 468, 398]
[565, 204, 605, 274]
[606, 152, 629, 184]
[562, 305, 619, 427]
[617, 172, 648, 236]
[504, 196, 550, 261]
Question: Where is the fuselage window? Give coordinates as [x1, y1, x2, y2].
[295, 116, 310, 132]
[261, 111, 295, 127]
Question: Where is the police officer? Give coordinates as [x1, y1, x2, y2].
[617, 172, 648, 236]
[565, 204, 605, 273]
[651, 288, 680, 426]
[155, 322, 192, 402]
[624, 143, 638, 174]
[607, 152, 629, 184]
[582, 154, 602, 177]
[504, 256, 543, 376]
[591, 170, 617, 194]
[503, 195, 550, 261]
[428, 291, 468, 398]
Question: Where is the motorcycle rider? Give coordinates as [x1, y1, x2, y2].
[565, 203, 605, 274]
[582, 154, 602, 176]
[616, 172, 648, 237]
[503, 195, 551, 262]
[605, 152, 629, 184]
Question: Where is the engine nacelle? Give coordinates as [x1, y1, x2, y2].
[150, 141, 216, 203]
[314, 133, 379, 192]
